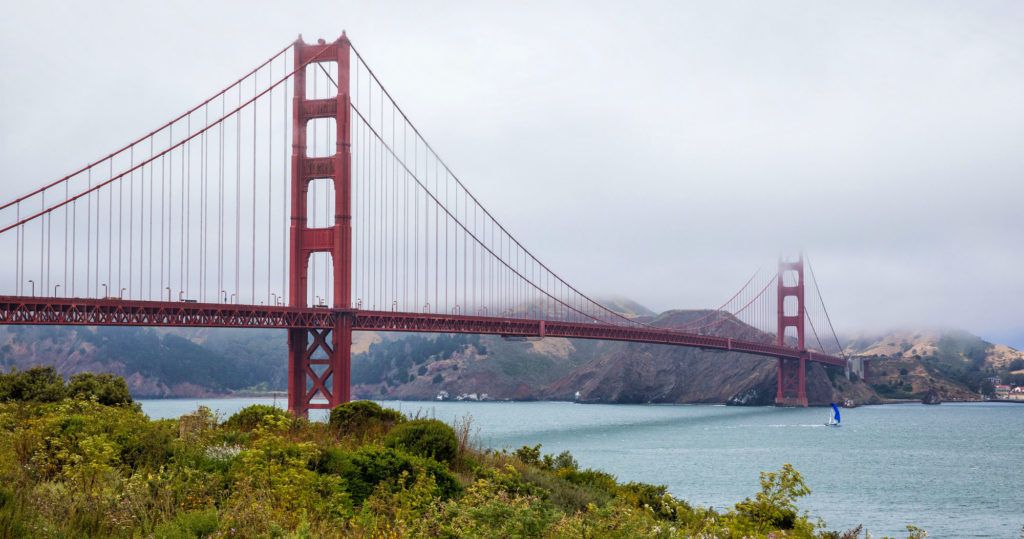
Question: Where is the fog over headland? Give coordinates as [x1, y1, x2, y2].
[1, 1, 1021, 345]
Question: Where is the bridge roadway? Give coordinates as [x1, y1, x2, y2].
[0, 296, 846, 367]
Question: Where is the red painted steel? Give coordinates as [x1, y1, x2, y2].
[0, 296, 337, 328]
[776, 256, 809, 406]
[288, 35, 354, 418]
[0, 296, 845, 368]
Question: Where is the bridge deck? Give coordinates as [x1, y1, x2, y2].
[0, 296, 846, 366]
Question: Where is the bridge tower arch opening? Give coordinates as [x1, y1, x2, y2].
[287, 35, 353, 418]
[776, 254, 808, 406]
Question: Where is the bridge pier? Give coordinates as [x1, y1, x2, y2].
[287, 316, 352, 417]
[775, 356, 808, 406]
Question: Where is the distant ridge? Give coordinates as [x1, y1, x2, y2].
[595, 297, 657, 319]
[3, 302, 1021, 404]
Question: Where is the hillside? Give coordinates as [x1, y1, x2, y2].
[0, 326, 271, 397]
[4, 301, 1020, 406]
[846, 328, 1024, 400]
[351, 307, 876, 406]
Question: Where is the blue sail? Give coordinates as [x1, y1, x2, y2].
[831, 403, 841, 424]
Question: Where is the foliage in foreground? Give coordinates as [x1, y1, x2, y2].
[0, 369, 922, 538]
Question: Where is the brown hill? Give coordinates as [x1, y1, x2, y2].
[846, 328, 1024, 401]
[353, 307, 876, 406]
[540, 310, 873, 406]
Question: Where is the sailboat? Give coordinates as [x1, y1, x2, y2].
[826, 402, 841, 427]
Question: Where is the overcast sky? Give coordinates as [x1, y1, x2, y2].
[1, 1, 1022, 345]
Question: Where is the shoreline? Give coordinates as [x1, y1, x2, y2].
[135, 395, 1022, 407]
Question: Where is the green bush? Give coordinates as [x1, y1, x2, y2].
[558, 468, 617, 495]
[543, 450, 578, 471]
[0, 368, 135, 407]
[0, 366, 67, 402]
[315, 446, 461, 505]
[383, 418, 458, 463]
[223, 404, 290, 431]
[518, 465, 611, 513]
[67, 372, 133, 406]
[734, 464, 811, 531]
[514, 444, 542, 466]
[328, 400, 405, 434]
[618, 481, 692, 520]
[151, 508, 219, 538]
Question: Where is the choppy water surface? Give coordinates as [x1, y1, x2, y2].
[139, 399, 1024, 538]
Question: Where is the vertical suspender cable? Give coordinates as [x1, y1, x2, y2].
[267, 61, 273, 304]
[252, 75, 257, 304]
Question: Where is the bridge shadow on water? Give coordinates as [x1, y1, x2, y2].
[470, 404, 789, 447]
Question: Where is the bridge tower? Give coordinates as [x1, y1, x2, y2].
[287, 35, 353, 417]
[776, 255, 808, 406]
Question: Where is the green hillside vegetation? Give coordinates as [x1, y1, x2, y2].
[865, 330, 1023, 398]
[352, 334, 485, 386]
[0, 327, 273, 396]
[0, 368, 920, 538]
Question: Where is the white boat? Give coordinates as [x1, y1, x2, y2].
[826, 402, 841, 427]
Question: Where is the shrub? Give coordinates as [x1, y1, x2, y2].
[439, 473, 557, 537]
[178, 406, 218, 441]
[618, 481, 692, 521]
[223, 404, 290, 431]
[514, 444, 542, 466]
[0, 366, 66, 402]
[514, 445, 578, 472]
[543, 450, 578, 471]
[151, 508, 219, 538]
[315, 446, 461, 505]
[558, 468, 617, 494]
[383, 419, 458, 463]
[734, 464, 811, 531]
[518, 466, 610, 513]
[67, 372, 133, 406]
[329, 401, 405, 434]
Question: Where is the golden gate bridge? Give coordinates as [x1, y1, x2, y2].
[0, 34, 850, 416]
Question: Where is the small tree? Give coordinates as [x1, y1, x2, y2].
[513, 444, 542, 466]
[0, 366, 66, 402]
[67, 372, 133, 406]
[383, 419, 459, 463]
[734, 464, 811, 530]
[329, 400, 405, 434]
[223, 404, 290, 431]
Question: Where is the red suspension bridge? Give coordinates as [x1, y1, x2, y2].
[0, 34, 850, 416]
